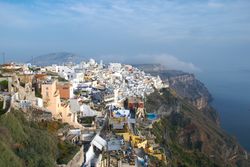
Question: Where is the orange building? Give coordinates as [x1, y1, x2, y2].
[41, 80, 80, 126]
[57, 82, 73, 99]
[41, 80, 61, 116]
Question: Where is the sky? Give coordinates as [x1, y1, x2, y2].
[0, 0, 250, 72]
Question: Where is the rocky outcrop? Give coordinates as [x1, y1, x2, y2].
[167, 73, 212, 110]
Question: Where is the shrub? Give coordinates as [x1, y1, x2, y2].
[0, 80, 8, 91]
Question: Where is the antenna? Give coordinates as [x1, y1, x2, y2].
[2, 52, 5, 64]
[32, 56, 34, 65]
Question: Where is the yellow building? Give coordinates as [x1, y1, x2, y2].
[116, 132, 166, 161]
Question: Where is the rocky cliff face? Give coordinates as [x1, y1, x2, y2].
[146, 89, 250, 167]
[142, 69, 212, 110]
[167, 73, 212, 110]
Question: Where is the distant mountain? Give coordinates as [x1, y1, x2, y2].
[28, 52, 83, 66]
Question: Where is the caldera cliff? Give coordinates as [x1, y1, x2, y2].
[135, 64, 249, 166]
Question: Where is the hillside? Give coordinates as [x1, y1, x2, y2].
[28, 52, 82, 66]
[0, 110, 79, 167]
[146, 89, 249, 167]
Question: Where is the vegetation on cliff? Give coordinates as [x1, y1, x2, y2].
[0, 110, 79, 167]
[146, 89, 249, 167]
[0, 80, 8, 91]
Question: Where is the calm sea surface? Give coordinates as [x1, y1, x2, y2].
[197, 68, 250, 151]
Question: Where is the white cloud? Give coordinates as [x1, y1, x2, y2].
[0, 2, 32, 28]
[1, 0, 250, 40]
[153, 54, 201, 72]
[69, 4, 97, 15]
[91, 52, 200, 72]
[112, 53, 201, 72]
[208, 1, 225, 9]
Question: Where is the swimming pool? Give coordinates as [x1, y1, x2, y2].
[146, 113, 158, 120]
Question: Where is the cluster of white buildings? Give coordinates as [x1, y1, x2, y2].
[53, 59, 166, 101]
[0, 59, 168, 126]
[0, 59, 169, 166]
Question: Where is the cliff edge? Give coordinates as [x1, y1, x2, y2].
[146, 89, 249, 167]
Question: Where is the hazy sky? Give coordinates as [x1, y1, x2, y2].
[0, 0, 250, 72]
